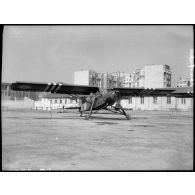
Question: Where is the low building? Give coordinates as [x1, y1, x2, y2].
[144, 64, 171, 88]
[121, 87, 193, 111]
[33, 93, 79, 111]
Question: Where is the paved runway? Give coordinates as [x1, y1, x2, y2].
[2, 109, 193, 170]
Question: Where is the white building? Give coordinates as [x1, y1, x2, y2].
[144, 64, 171, 88]
[177, 77, 190, 87]
[74, 70, 98, 86]
[189, 49, 194, 87]
[34, 93, 78, 111]
[74, 64, 172, 90]
[121, 87, 193, 111]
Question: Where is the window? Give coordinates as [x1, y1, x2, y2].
[70, 99, 73, 104]
[129, 97, 132, 104]
[65, 99, 67, 104]
[55, 99, 57, 104]
[181, 98, 186, 104]
[140, 97, 144, 104]
[153, 96, 157, 104]
[167, 96, 171, 104]
[60, 99, 62, 104]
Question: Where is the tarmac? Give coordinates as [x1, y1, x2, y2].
[2, 109, 193, 170]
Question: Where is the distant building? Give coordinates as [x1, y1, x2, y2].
[33, 93, 78, 111]
[74, 70, 122, 91]
[121, 87, 193, 111]
[189, 49, 194, 87]
[144, 64, 171, 88]
[177, 77, 190, 87]
[111, 71, 124, 87]
[1, 83, 41, 101]
[74, 70, 98, 87]
[74, 65, 172, 90]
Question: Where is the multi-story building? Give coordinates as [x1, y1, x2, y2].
[139, 69, 145, 87]
[74, 70, 123, 90]
[189, 49, 194, 87]
[74, 70, 99, 87]
[111, 71, 124, 88]
[74, 64, 172, 90]
[132, 69, 144, 87]
[144, 64, 171, 88]
[177, 77, 190, 87]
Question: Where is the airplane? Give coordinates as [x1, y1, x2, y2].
[11, 81, 191, 120]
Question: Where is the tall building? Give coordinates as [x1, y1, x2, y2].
[74, 70, 119, 90]
[144, 64, 171, 88]
[177, 77, 190, 87]
[74, 70, 98, 87]
[132, 69, 145, 88]
[189, 49, 194, 87]
[74, 64, 172, 90]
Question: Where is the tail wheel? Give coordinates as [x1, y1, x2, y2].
[84, 115, 90, 120]
[126, 113, 131, 120]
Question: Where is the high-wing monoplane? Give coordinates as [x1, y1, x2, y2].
[11, 81, 183, 120]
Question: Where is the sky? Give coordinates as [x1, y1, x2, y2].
[2, 25, 193, 86]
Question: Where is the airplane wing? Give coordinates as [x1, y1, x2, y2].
[11, 81, 100, 95]
[111, 87, 176, 96]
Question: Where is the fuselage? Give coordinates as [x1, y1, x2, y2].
[83, 90, 120, 111]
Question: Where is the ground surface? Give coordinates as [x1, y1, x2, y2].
[2, 109, 193, 170]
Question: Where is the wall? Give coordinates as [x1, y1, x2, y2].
[34, 98, 78, 110]
[2, 98, 34, 110]
[121, 96, 193, 111]
[74, 70, 89, 85]
[145, 65, 164, 88]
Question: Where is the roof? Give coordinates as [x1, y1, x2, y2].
[171, 87, 193, 94]
[170, 87, 193, 97]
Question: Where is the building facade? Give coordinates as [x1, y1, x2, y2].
[33, 93, 78, 111]
[74, 64, 171, 90]
[120, 87, 193, 111]
[74, 70, 122, 90]
[121, 96, 193, 111]
[189, 49, 194, 87]
[74, 70, 99, 87]
[144, 64, 171, 88]
[177, 77, 190, 87]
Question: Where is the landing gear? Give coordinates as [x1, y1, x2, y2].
[125, 112, 131, 120]
[78, 108, 83, 117]
[84, 96, 96, 120]
[106, 103, 131, 120]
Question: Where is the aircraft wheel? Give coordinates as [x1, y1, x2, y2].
[126, 113, 131, 120]
[84, 115, 90, 120]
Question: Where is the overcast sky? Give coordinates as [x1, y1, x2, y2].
[2, 25, 193, 86]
